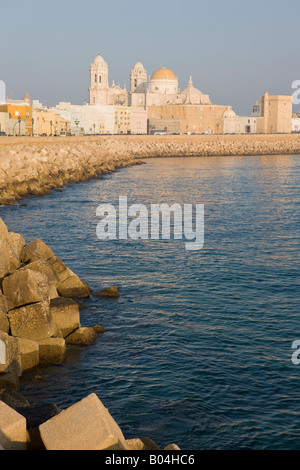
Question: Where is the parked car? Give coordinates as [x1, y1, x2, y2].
[0, 131, 7, 136]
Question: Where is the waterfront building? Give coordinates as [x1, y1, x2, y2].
[0, 93, 33, 135]
[114, 105, 131, 134]
[257, 92, 292, 133]
[33, 108, 71, 136]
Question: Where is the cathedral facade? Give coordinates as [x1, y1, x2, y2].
[89, 54, 212, 109]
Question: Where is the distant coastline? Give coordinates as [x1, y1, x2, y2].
[1, 134, 300, 206]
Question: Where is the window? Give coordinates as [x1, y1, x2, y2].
[99, 76, 102, 83]
[95, 75, 97, 83]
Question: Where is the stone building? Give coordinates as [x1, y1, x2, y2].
[0, 93, 33, 135]
[257, 92, 292, 133]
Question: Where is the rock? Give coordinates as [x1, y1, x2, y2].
[19, 258, 59, 287]
[38, 338, 67, 365]
[164, 443, 181, 450]
[0, 372, 20, 390]
[39, 393, 128, 450]
[47, 256, 91, 298]
[57, 276, 91, 299]
[0, 239, 11, 278]
[0, 218, 8, 240]
[126, 438, 148, 450]
[46, 256, 74, 284]
[92, 324, 106, 334]
[50, 297, 81, 338]
[93, 286, 120, 298]
[21, 238, 55, 263]
[0, 331, 22, 377]
[15, 338, 39, 371]
[7, 232, 25, 260]
[0, 296, 9, 334]
[2, 269, 50, 308]
[0, 389, 30, 409]
[16, 404, 61, 450]
[65, 327, 97, 346]
[140, 437, 161, 450]
[0, 401, 27, 450]
[8, 301, 56, 341]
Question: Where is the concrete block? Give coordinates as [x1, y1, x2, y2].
[38, 338, 66, 365]
[50, 297, 81, 338]
[2, 269, 50, 308]
[15, 338, 39, 371]
[8, 301, 55, 341]
[0, 401, 27, 450]
[39, 393, 128, 450]
[21, 239, 55, 263]
[65, 327, 97, 346]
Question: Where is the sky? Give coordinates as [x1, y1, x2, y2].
[0, 0, 299, 115]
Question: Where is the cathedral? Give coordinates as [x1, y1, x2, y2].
[89, 54, 211, 108]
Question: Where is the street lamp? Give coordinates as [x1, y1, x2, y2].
[32, 118, 34, 136]
[50, 120, 53, 136]
[18, 116, 22, 136]
[75, 119, 80, 136]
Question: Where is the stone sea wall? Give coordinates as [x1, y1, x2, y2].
[1, 134, 300, 205]
[0, 216, 180, 450]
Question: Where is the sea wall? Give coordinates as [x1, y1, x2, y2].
[1, 134, 300, 205]
[0, 216, 180, 450]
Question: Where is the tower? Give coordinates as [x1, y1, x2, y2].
[89, 54, 109, 105]
[130, 62, 147, 93]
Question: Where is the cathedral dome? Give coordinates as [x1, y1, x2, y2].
[151, 68, 176, 80]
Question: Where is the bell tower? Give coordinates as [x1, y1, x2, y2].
[130, 62, 147, 93]
[89, 54, 109, 104]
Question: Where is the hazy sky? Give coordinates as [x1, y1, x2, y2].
[0, 0, 299, 114]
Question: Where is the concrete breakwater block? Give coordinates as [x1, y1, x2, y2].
[8, 301, 56, 341]
[50, 297, 81, 338]
[21, 239, 91, 299]
[38, 338, 67, 365]
[65, 327, 97, 346]
[0, 401, 27, 450]
[15, 337, 39, 371]
[93, 286, 120, 298]
[0, 295, 10, 334]
[2, 269, 50, 309]
[39, 393, 128, 450]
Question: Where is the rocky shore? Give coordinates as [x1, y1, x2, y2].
[0, 217, 180, 450]
[1, 134, 300, 205]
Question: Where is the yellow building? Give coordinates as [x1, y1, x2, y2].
[257, 92, 292, 133]
[114, 105, 131, 134]
[0, 93, 33, 135]
[33, 110, 71, 136]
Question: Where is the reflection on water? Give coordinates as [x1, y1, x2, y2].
[0, 155, 300, 450]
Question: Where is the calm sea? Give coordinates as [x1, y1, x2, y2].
[0, 155, 300, 450]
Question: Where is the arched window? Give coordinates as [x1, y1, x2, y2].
[99, 76, 102, 83]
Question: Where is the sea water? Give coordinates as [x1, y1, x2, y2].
[0, 155, 299, 450]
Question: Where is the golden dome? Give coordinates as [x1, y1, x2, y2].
[151, 67, 176, 80]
